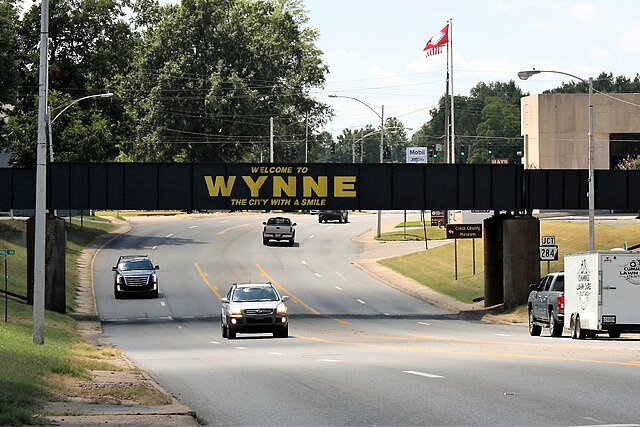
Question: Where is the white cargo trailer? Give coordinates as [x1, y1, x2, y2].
[564, 251, 640, 339]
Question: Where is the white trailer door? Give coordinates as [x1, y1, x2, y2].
[601, 254, 640, 325]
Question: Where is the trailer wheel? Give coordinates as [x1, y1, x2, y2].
[608, 331, 621, 338]
[528, 309, 541, 336]
[572, 315, 587, 340]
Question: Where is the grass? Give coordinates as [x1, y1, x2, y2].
[0, 215, 131, 425]
[379, 219, 640, 304]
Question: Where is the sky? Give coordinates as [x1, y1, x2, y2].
[302, 0, 640, 138]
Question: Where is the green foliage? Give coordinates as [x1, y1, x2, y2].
[119, 0, 331, 162]
[0, 0, 19, 106]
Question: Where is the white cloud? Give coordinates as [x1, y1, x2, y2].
[567, 2, 597, 21]
[587, 45, 610, 59]
[619, 28, 640, 53]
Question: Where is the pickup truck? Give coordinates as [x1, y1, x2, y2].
[528, 272, 565, 337]
[262, 217, 296, 246]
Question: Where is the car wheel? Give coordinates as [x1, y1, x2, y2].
[114, 286, 122, 299]
[528, 309, 541, 336]
[263, 238, 268, 245]
[549, 309, 562, 337]
[318, 217, 322, 223]
[221, 318, 227, 338]
[149, 290, 159, 299]
[609, 331, 621, 338]
[274, 325, 288, 338]
[227, 327, 236, 339]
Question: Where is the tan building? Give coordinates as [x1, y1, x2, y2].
[521, 93, 640, 169]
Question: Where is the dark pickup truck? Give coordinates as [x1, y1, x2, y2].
[528, 272, 565, 337]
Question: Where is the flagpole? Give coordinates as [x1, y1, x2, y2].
[449, 18, 455, 164]
[444, 49, 450, 163]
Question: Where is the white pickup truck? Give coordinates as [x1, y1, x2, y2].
[564, 251, 640, 339]
[262, 217, 296, 246]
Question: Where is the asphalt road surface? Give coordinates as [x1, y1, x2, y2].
[93, 212, 640, 426]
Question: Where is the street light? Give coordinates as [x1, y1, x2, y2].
[47, 92, 114, 162]
[518, 69, 595, 250]
[329, 94, 385, 237]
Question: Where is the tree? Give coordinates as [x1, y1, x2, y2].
[120, 0, 331, 163]
[0, 0, 20, 151]
[1, 0, 136, 165]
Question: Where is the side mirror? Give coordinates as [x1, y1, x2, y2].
[292, 223, 297, 226]
[262, 221, 266, 225]
[112, 266, 117, 271]
[281, 296, 289, 302]
[529, 284, 538, 292]
[155, 265, 160, 270]
[221, 297, 229, 303]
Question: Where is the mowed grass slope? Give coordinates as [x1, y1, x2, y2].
[0, 217, 116, 425]
[379, 220, 640, 304]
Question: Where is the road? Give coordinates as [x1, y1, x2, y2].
[93, 212, 640, 426]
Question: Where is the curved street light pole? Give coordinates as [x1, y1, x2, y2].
[47, 92, 114, 162]
[329, 95, 385, 237]
[518, 69, 594, 250]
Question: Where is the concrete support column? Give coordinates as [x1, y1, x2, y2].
[502, 217, 540, 310]
[483, 213, 507, 307]
[27, 216, 67, 314]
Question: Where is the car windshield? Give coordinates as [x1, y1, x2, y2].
[232, 287, 279, 302]
[120, 260, 154, 271]
[267, 218, 290, 226]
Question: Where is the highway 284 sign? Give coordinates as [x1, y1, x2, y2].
[446, 224, 482, 239]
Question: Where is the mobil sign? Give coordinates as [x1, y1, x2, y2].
[406, 147, 428, 163]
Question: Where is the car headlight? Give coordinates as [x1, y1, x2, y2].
[230, 306, 243, 316]
[116, 274, 124, 284]
[150, 273, 157, 284]
[276, 303, 287, 315]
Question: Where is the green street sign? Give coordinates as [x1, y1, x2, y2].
[0, 250, 15, 255]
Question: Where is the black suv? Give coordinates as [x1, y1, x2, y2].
[113, 255, 160, 299]
[318, 210, 348, 223]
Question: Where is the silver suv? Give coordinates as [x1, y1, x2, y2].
[220, 282, 289, 339]
[112, 255, 160, 299]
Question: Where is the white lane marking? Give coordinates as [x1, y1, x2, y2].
[403, 370, 444, 379]
[218, 220, 229, 223]
[384, 313, 390, 316]
[494, 333, 511, 337]
[356, 299, 366, 305]
[301, 260, 307, 265]
[137, 317, 148, 320]
[189, 225, 197, 229]
[166, 233, 173, 238]
[182, 316, 194, 319]
[319, 359, 341, 363]
[152, 245, 157, 250]
[110, 318, 128, 322]
[177, 325, 183, 329]
[269, 352, 286, 355]
[210, 341, 220, 344]
[334, 286, 343, 291]
[309, 234, 315, 239]
[418, 322, 431, 326]
[326, 226, 333, 230]
[159, 316, 172, 320]
[315, 273, 323, 278]
[160, 301, 166, 307]
[235, 347, 247, 350]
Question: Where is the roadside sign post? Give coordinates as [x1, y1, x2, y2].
[539, 236, 558, 274]
[1, 249, 16, 322]
[446, 224, 483, 280]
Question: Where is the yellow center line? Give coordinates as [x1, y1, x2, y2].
[296, 336, 640, 367]
[255, 263, 351, 326]
[194, 262, 222, 300]
[217, 222, 253, 235]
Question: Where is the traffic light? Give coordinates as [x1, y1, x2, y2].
[487, 142, 493, 156]
[428, 145, 434, 159]
[330, 142, 335, 154]
[460, 144, 466, 157]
